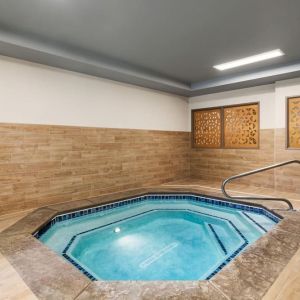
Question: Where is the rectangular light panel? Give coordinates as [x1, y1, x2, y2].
[214, 49, 284, 71]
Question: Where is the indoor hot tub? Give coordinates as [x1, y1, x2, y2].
[35, 194, 280, 281]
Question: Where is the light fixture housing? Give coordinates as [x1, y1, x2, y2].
[214, 49, 284, 71]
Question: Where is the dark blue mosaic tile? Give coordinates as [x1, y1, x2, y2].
[208, 224, 227, 255]
[242, 212, 268, 232]
[59, 207, 251, 281]
[34, 193, 280, 243]
[62, 253, 96, 281]
[32, 194, 281, 281]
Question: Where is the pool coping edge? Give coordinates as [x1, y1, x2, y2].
[1, 186, 300, 299]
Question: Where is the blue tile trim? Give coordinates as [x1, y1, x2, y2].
[33, 193, 280, 239]
[208, 224, 227, 255]
[62, 253, 96, 280]
[204, 215, 249, 280]
[63, 207, 247, 254]
[34, 193, 279, 280]
[242, 212, 268, 233]
[61, 209, 177, 280]
[205, 239, 248, 280]
[62, 209, 155, 254]
[62, 208, 249, 281]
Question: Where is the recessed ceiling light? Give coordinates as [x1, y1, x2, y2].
[213, 49, 284, 71]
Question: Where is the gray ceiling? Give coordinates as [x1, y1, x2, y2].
[0, 0, 300, 96]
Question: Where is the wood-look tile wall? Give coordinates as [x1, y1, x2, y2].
[0, 123, 298, 216]
[275, 128, 300, 194]
[0, 123, 190, 215]
[191, 129, 275, 188]
[191, 128, 300, 194]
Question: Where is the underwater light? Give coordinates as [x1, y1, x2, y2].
[114, 227, 121, 233]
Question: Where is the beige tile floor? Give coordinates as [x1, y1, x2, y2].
[0, 179, 299, 300]
[263, 247, 300, 300]
[0, 211, 37, 300]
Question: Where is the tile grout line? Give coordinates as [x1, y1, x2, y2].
[209, 281, 231, 300]
[73, 281, 93, 300]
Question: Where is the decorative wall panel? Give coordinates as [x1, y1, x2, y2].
[287, 97, 300, 149]
[192, 108, 222, 148]
[224, 103, 259, 149]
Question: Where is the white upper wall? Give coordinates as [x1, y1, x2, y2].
[189, 85, 275, 129]
[0, 56, 189, 131]
[189, 80, 300, 130]
[275, 78, 300, 128]
[2, 55, 300, 132]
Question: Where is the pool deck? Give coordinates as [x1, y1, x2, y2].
[0, 178, 300, 300]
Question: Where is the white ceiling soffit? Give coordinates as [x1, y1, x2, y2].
[1, 31, 300, 97]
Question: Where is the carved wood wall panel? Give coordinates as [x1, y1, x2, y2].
[224, 104, 259, 149]
[192, 108, 222, 148]
[288, 97, 300, 149]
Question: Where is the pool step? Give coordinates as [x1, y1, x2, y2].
[242, 212, 269, 232]
[208, 224, 227, 255]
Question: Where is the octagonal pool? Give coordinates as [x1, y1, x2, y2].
[36, 194, 280, 280]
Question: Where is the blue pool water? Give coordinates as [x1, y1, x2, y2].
[37, 195, 279, 280]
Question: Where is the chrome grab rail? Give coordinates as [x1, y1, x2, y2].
[221, 160, 300, 210]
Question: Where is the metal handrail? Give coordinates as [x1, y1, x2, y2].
[221, 160, 300, 210]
